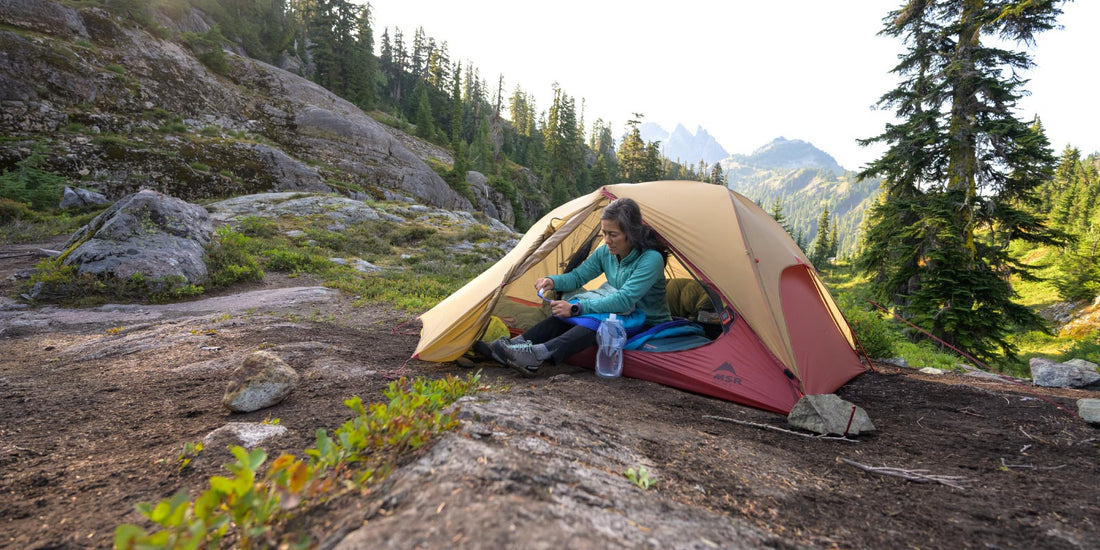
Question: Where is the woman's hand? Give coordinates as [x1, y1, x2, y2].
[534, 278, 554, 292]
[550, 300, 573, 317]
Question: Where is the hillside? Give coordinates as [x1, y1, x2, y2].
[0, 0, 544, 228]
[722, 138, 879, 255]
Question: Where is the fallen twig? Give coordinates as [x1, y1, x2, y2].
[1001, 458, 1035, 469]
[1019, 426, 1034, 440]
[840, 458, 970, 489]
[1000, 458, 1067, 471]
[703, 415, 859, 443]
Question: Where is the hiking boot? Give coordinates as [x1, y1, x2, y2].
[486, 337, 513, 365]
[491, 339, 547, 376]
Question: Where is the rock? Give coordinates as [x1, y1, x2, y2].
[919, 367, 944, 375]
[1078, 399, 1100, 426]
[1030, 357, 1100, 388]
[1064, 358, 1099, 371]
[787, 394, 875, 436]
[881, 357, 909, 368]
[58, 186, 109, 211]
[222, 350, 300, 413]
[59, 190, 213, 289]
[963, 369, 1007, 381]
[332, 393, 784, 549]
[0, 0, 88, 38]
[203, 422, 288, 450]
[465, 170, 512, 225]
[207, 192, 382, 224]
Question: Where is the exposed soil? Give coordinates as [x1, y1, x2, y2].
[1, 241, 1098, 549]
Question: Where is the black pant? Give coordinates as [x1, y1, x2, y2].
[521, 317, 596, 365]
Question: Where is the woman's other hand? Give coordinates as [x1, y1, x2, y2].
[550, 300, 573, 317]
[535, 278, 555, 292]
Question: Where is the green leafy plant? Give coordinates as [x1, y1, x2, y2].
[624, 466, 656, 490]
[262, 246, 330, 274]
[204, 226, 265, 289]
[177, 441, 203, 471]
[115, 373, 483, 549]
[834, 292, 898, 360]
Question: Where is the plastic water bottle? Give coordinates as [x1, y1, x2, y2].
[595, 313, 626, 378]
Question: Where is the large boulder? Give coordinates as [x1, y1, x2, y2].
[1030, 357, 1100, 388]
[59, 189, 213, 288]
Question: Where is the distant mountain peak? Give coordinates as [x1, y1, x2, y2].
[740, 137, 842, 174]
[638, 123, 729, 165]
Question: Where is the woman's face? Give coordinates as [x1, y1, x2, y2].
[601, 219, 631, 257]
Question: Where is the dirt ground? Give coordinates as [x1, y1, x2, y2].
[1, 241, 1098, 549]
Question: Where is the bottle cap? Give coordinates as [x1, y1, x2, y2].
[609, 313, 617, 321]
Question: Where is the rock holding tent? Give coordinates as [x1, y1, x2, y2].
[415, 181, 868, 414]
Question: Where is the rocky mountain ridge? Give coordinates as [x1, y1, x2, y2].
[638, 122, 730, 165]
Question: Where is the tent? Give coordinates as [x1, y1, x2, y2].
[414, 181, 867, 414]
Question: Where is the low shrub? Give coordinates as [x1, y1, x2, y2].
[835, 293, 899, 360]
[0, 148, 68, 212]
[115, 373, 483, 549]
[204, 227, 264, 289]
[262, 246, 330, 274]
[236, 216, 278, 239]
[23, 258, 205, 305]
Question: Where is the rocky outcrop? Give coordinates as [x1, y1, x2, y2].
[0, 0, 479, 215]
[59, 189, 213, 288]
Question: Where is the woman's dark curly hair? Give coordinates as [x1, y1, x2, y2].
[601, 198, 668, 260]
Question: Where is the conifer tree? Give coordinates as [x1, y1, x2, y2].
[769, 197, 794, 239]
[470, 115, 493, 173]
[618, 115, 649, 183]
[414, 83, 434, 141]
[709, 164, 725, 186]
[858, 0, 1066, 360]
[810, 207, 832, 267]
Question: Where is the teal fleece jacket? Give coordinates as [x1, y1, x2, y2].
[548, 245, 671, 326]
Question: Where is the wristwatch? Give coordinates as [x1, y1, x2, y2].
[570, 304, 580, 316]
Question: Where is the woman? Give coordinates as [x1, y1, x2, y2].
[490, 197, 671, 375]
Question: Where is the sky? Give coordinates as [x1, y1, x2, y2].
[368, 1, 1099, 170]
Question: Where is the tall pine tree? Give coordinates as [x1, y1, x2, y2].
[858, 0, 1066, 361]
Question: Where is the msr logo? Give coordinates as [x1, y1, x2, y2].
[712, 362, 743, 387]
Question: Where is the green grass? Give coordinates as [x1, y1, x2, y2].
[822, 262, 1011, 373]
[822, 244, 1099, 378]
